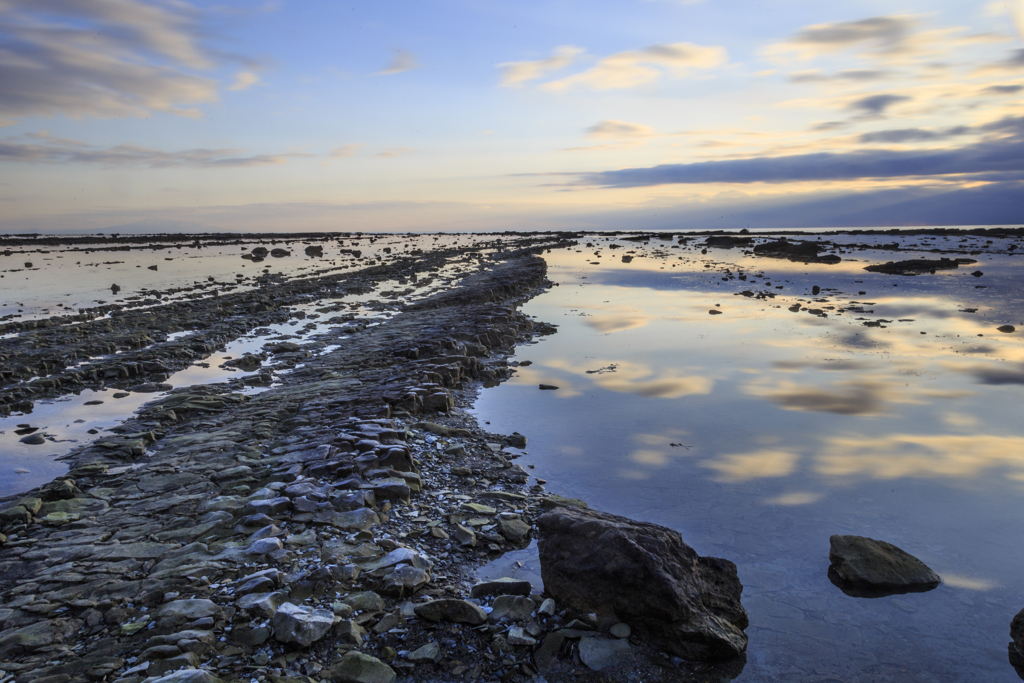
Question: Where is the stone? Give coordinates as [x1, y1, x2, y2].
[538, 597, 557, 617]
[380, 564, 430, 596]
[452, 524, 476, 547]
[247, 537, 284, 556]
[407, 641, 441, 663]
[272, 602, 336, 646]
[828, 535, 941, 592]
[329, 652, 396, 683]
[236, 591, 287, 618]
[535, 631, 566, 672]
[461, 502, 496, 515]
[346, 591, 385, 613]
[19, 432, 45, 445]
[610, 622, 632, 638]
[1011, 609, 1024, 656]
[158, 599, 221, 626]
[998, 325, 1016, 333]
[335, 619, 366, 645]
[413, 599, 488, 625]
[315, 507, 380, 531]
[148, 652, 202, 677]
[579, 636, 631, 671]
[539, 384, 559, 390]
[508, 626, 537, 646]
[507, 432, 527, 448]
[0, 620, 58, 657]
[537, 506, 748, 661]
[489, 595, 535, 623]
[497, 517, 531, 543]
[470, 578, 533, 599]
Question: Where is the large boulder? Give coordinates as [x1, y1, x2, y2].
[537, 506, 747, 661]
[828, 535, 941, 592]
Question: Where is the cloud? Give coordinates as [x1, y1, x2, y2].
[377, 147, 414, 158]
[228, 70, 260, 91]
[0, 0, 226, 120]
[848, 93, 911, 118]
[326, 144, 362, 161]
[585, 315, 649, 333]
[498, 45, 584, 87]
[766, 15, 918, 60]
[965, 363, 1024, 385]
[858, 115, 1023, 144]
[746, 380, 887, 415]
[980, 47, 1024, 71]
[702, 449, 800, 482]
[0, 133, 312, 168]
[563, 119, 1024, 187]
[789, 69, 893, 83]
[586, 120, 655, 139]
[982, 84, 1024, 95]
[815, 433, 1024, 480]
[541, 42, 727, 91]
[375, 48, 419, 75]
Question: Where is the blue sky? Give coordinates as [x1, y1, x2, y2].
[1, 0, 1022, 232]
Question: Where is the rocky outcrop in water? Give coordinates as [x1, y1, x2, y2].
[536, 506, 748, 661]
[863, 257, 976, 275]
[753, 238, 840, 264]
[828, 535, 941, 594]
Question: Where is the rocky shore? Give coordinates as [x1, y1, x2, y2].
[0, 242, 748, 683]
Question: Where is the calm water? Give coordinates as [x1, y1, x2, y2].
[474, 232, 1024, 681]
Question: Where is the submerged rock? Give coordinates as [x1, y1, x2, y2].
[828, 534, 941, 593]
[537, 506, 748, 661]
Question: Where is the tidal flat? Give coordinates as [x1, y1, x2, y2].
[0, 228, 1022, 683]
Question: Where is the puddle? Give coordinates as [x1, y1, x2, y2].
[473, 233, 1024, 681]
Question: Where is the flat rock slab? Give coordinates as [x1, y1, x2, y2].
[829, 535, 941, 594]
[537, 506, 748, 661]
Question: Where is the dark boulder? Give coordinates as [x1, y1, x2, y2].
[828, 535, 941, 595]
[537, 506, 748, 661]
[754, 238, 840, 264]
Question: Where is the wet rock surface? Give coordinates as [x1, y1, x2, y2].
[536, 506, 749, 661]
[828, 534, 942, 595]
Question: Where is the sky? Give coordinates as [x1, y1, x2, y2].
[0, 0, 1023, 233]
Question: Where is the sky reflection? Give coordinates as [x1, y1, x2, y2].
[475, 233, 1024, 679]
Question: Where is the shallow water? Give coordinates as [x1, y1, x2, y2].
[0, 233, 499, 496]
[474, 233, 1024, 681]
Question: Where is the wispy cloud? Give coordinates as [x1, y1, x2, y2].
[0, 133, 312, 168]
[765, 15, 919, 61]
[326, 144, 362, 161]
[789, 69, 893, 83]
[497, 45, 584, 87]
[586, 120, 655, 138]
[375, 49, 419, 75]
[541, 42, 727, 91]
[377, 147, 414, 158]
[560, 117, 1024, 187]
[848, 93, 911, 118]
[228, 70, 260, 91]
[0, 0, 232, 120]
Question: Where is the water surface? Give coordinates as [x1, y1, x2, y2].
[474, 233, 1024, 682]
